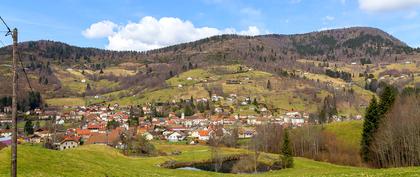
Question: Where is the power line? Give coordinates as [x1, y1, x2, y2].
[0, 15, 17, 177]
[0, 16, 12, 36]
[17, 50, 34, 92]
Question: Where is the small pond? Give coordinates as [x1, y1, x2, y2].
[163, 155, 281, 174]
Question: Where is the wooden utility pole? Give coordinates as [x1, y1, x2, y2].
[11, 28, 18, 177]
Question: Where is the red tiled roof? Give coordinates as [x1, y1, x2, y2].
[87, 124, 101, 129]
[76, 128, 91, 136]
[60, 136, 80, 144]
[199, 130, 209, 136]
[85, 128, 122, 145]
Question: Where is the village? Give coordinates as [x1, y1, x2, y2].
[0, 92, 357, 151]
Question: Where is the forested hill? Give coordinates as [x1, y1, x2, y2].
[0, 26, 418, 100]
[0, 27, 416, 68]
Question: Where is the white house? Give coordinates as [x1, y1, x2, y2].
[167, 132, 183, 142]
[190, 131, 200, 139]
[291, 118, 304, 126]
[142, 132, 154, 141]
[57, 137, 79, 150]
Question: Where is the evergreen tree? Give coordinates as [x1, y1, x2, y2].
[252, 98, 258, 105]
[139, 108, 145, 117]
[24, 120, 34, 135]
[107, 119, 120, 130]
[281, 130, 293, 168]
[361, 85, 397, 163]
[28, 91, 42, 110]
[360, 96, 378, 162]
[377, 86, 397, 118]
[86, 83, 91, 91]
[267, 80, 272, 90]
[184, 104, 194, 116]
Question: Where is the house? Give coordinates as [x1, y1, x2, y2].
[0, 129, 12, 137]
[142, 132, 153, 141]
[239, 130, 254, 139]
[57, 136, 79, 150]
[76, 128, 91, 139]
[28, 134, 42, 143]
[85, 128, 123, 146]
[85, 133, 108, 145]
[0, 137, 11, 146]
[87, 124, 101, 132]
[291, 118, 304, 126]
[198, 130, 209, 141]
[167, 132, 184, 142]
[34, 128, 50, 138]
[190, 130, 200, 139]
[226, 79, 240, 84]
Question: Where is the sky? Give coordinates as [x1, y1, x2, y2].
[0, 0, 420, 51]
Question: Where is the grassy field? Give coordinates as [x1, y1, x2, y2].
[45, 97, 85, 106]
[324, 120, 363, 149]
[1, 143, 420, 177]
[107, 65, 369, 116]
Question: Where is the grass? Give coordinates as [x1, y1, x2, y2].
[17, 120, 47, 129]
[324, 120, 363, 149]
[1, 143, 420, 176]
[108, 65, 370, 116]
[103, 67, 136, 76]
[45, 97, 85, 106]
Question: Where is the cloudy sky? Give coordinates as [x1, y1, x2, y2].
[1, 0, 420, 51]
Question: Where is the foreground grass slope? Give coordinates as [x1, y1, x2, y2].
[1, 144, 420, 177]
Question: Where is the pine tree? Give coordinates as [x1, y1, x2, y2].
[267, 80, 272, 90]
[24, 120, 34, 135]
[184, 104, 194, 116]
[360, 96, 378, 162]
[361, 85, 397, 164]
[281, 129, 293, 168]
[377, 85, 396, 119]
[86, 83, 91, 91]
[139, 108, 145, 117]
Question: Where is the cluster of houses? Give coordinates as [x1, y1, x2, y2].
[0, 96, 340, 152]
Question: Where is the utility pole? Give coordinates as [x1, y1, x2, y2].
[11, 28, 18, 177]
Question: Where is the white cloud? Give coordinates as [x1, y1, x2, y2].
[82, 20, 118, 38]
[84, 16, 263, 51]
[358, 0, 420, 12]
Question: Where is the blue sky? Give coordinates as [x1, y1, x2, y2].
[0, 0, 419, 51]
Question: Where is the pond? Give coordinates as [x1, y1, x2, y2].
[163, 155, 281, 174]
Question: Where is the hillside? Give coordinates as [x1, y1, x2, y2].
[96, 64, 371, 116]
[1, 144, 420, 177]
[0, 27, 419, 113]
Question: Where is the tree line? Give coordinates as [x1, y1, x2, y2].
[361, 86, 420, 168]
[0, 91, 42, 112]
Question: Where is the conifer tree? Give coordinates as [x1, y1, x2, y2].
[281, 129, 293, 168]
[267, 80, 272, 90]
[377, 85, 397, 119]
[361, 96, 378, 162]
[24, 120, 34, 135]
